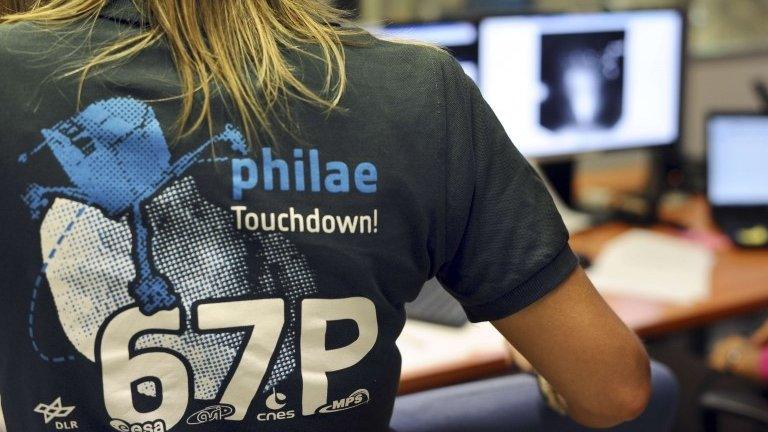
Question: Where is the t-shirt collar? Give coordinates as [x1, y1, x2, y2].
[100, 0, 145, 25]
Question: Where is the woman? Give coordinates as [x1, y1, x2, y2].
[0, 1, 655, 431]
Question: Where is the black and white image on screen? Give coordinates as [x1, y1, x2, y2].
[540, 31, 625, 132]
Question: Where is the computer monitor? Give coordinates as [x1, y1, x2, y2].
[708, 114, 768, 207]
[479, 9, 684, 159]
[370, 21, 479, 82]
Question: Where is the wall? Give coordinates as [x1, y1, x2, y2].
[683, 52, 768, 160]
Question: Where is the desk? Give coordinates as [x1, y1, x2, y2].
[583, 196, 768, 339]
[397, 320, 512, 395]
[398, 195, 768, 394]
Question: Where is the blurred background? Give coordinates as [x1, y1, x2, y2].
[2, 1, 768, 431]
[341, 1, 768, 432]
[347, 0, 768, 163]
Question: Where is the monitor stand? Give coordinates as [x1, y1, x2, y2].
[755, 80, 768, 113]
[537, 149, 672, 232]
[534, 160, 596, 234]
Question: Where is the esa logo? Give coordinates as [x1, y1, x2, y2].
[109, 419, 166, 432]
[256, 388, 295, 422]
[317, 389, 370, 414]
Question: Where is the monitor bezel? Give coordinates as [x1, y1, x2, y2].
[376, 8, 688, 162]
[706, 111, 768, 211]
[477, 8, 687, 161]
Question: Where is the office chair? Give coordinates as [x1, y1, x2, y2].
[700, 387, 768, 432]
[392, 362, 679, 432]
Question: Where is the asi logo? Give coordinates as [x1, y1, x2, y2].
[256, 388, 295, 422]
[317, 389, 370, 414]
[186, 404, 235, 425]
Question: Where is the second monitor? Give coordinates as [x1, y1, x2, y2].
[480, 9, 684, 158]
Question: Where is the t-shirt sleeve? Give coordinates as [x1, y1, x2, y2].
[435, 55, 579, 323]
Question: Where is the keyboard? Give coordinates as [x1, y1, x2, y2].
[715, 207, 768, 248]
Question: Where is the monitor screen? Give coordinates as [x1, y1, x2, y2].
[479, 10, 684, 158]
[708, 115, 768, 207]
[370, 22, 479, 82]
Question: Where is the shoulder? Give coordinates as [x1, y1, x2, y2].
[341, 31, 472, 117]
[349, 31, 454, 64]
[347, 30, 464, 85]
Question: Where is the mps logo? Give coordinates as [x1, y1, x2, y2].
[19, 97, 319, 403]
[317, 389, 370, 414]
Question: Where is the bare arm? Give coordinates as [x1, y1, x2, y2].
[492, 267, 651, 428]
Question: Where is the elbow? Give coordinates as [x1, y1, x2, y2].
[609, 377, 653, 424]
[570, 379, 651, 428]
[569, 351, 652, 428]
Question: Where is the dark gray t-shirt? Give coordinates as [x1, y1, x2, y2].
[0, 2, 576, 431]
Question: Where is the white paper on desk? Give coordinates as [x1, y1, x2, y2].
[587, 229, 715, 305]
[397, 320, 508, 374]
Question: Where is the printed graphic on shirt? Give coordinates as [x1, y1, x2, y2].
[229, 146, 380, 234]
[109, 420, 169, 432]
[317, 389, 371, 414]
[0, 394, 7, 432]
[20, 98, 250, 314]
[185, 404, 235, 426]
[109, 418, 166, 432]
[33, 397, 77, 429]
[256, 388, 295, 422]
[18, 98, 379, 430]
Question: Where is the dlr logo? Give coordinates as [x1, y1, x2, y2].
[54, 420, 79, 430]
[98, 297, 377, 430]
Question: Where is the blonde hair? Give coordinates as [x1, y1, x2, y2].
[0, 0, 31, 13]
[2, 0, 357, 142]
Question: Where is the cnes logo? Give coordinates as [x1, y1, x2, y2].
[256, 388, 295, 422]
[317, 389, 370, 414]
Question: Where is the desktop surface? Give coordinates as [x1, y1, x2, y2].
[399, 166, 768, 394]
[573, 196, 768, 336]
